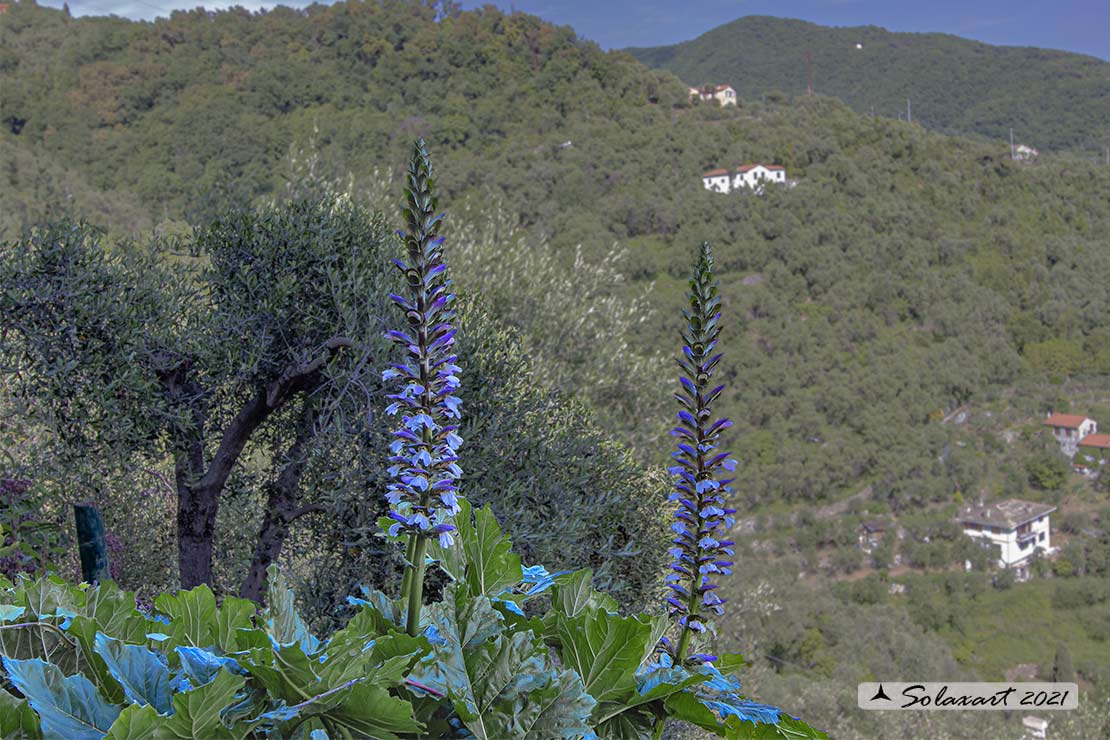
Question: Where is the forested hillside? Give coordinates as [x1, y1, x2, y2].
[3, 3, 1110, 735]
[3, 0, 1109, 505]
[626, 15, 1110, 156]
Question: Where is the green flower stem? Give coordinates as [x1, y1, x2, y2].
[405, 535, 429, 636]
[400, 534, 417, 602]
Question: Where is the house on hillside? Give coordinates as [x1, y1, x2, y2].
[689, 84, 737, 107]
[1013, 144, 1040, 161]
[734, 163, 787, 191]
[1044, 412, 1098, 457]
[702, 163, 791, 194]
[958, 499, 1055, 577]
[701, 168, 732, 193]
[1076, 433, 1110, 473]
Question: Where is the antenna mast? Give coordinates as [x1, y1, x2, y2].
[804, 51, 814, 95]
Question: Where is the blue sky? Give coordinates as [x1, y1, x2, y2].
[45, 0, 1110, 60]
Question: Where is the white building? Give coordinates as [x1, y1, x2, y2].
[701, 168, 732, 193]
[734, 163, 787, 191]
[689, 84, 737, 107]
[959, 499, 1056, 574]
[1044, 412, 1097, 457]
[1014, 144, 1040, 161]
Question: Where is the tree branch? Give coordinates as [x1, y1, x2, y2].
[285, 503, 328, 523]
[202, 336, 355, 493]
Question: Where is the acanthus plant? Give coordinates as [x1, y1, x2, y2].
[0, 143, 826, 740]
[380, 139, 465, 637]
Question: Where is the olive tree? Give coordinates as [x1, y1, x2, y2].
[1, 199, 393, 598]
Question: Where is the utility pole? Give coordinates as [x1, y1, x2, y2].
[804, 51, 814, 95]
[1010, 128, 1016, 160]
[906, 98, 911, 123]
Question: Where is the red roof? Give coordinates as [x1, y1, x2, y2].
[703, 168, 729, 177]
[714, 85, 733, 92]
[736, 163, 784, 172]
[1044, 413, 1091, 429]
[1080, 433, 1110, 449]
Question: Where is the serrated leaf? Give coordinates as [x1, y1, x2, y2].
[430, 499, 523, 599]
[110, 671, 252, 739]
[92, 633, 173, 713]
[512, 669, 596, 740]
[241, 642, 319, 706]
[0, 686, 43, 739]
[1, 656, 120, 740]
[325, 682, 422, 739]
[155, 668, 249, 739]
[412, 586, 592, 740]
[549, 569, 618, 619]
[665, 690, 728, 735]
[553, 607, 655, 706]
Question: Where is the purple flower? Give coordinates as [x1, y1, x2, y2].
[381, 139, 463, 546]
[663, 243, 737, 666]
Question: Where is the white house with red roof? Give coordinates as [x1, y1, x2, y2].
[1043, 412, 1098, 457]
[701, 168, 732, 193]
[734, 163, 787, 191]
[702, 163, 790, 194]
[1076, 433, 1110, 472]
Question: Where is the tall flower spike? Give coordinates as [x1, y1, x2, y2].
[383, 139, 463, 550]
[664, 242, 737, 666]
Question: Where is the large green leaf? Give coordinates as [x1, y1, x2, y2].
[511, 668, 596, 740]
[103, 705, 159, 740]
[552, 607, 655, 705]
[549, 569, 618, 619]
[214, 597, 257, 653]
[412, 586, 593, 740]
[321, 682, 423, 740]
[92, 633, 173, 714]
[0, 578, 82, 668]
[241, 642, 319, 706]
[104, 670, 253, 739]
[0, 686, 43, 739]
[1, 656, 120, 740]
[153, 585, 218, 649]
[430, 499, 523, 599]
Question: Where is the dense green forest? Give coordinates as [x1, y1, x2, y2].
[625, 15, 1110, 156]
[3, 1, 1110, 737]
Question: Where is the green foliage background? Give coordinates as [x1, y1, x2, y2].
[626, 14, 1110, 155]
